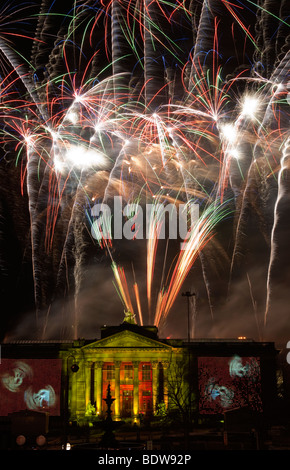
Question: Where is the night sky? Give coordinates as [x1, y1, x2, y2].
[0, 0, 289, 348]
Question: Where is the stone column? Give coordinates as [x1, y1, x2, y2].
[95, 361, 103, 416]
[85, 362, 92, 410]
[162, 361, 170, 409]
[114, 361, 121, 420]
[132, 361, 139, 419]
[152, 361, 159, 413]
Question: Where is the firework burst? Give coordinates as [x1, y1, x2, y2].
[0, 0, 289, 342]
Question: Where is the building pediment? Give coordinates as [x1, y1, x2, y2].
[82, 329, 172, 351]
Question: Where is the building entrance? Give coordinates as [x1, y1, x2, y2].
[141, 391, 152, 415]
[121, 389, 133, 417]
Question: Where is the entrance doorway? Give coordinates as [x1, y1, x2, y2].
[141, 390, 152, 415]
[121, 390, 133, 417]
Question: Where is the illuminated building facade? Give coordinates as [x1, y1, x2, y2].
[0, 318, 279, 424]
[63, 322, 175, 421]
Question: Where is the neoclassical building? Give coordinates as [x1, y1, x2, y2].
[61, 319, 178, 421]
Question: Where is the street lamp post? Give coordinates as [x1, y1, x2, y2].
[182, 291, 195, 343]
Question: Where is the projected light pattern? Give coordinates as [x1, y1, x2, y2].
[1, 361, 33, 393]
[24, 385, 56, 411]
[229, 355, 260, 380]
[198, 356, 262, 414]
[205, 378, 235, 409]
[0, 359, 62, 416]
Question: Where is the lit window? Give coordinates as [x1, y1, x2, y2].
[105, 364, 115, 380]
[142, 364, 151, 381]
[124, 364, 133, 380]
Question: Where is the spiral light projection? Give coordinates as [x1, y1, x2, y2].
[0, 0, 289, 340]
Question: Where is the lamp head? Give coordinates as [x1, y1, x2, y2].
[71, 363, 79, 373]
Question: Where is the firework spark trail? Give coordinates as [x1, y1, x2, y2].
[133, 282, 143, 326]
[153, 200, 232, 329]
[264, 136, 290, 328]
[146, 203, 160, 319]
[228, 56, 289, 327]
[26, 142, 43, 327]
[111, 261, 135, 315]
[25, 0, 290, 342]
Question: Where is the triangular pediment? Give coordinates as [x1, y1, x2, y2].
[82, 329, 172, 350]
